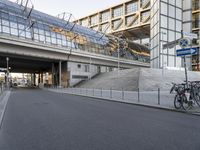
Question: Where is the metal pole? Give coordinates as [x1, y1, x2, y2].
[118, 41, 120, 77]
[181, 30, 188, 88]
[110, 88, 112, 99]
[184, 56, 188, 88]
[158, 88, 160, 105]
[59, 61, 62, 87]
[162, 33, 164, 76]
[101, 88, 102, 97]
[122, 88, 124, 100]
[89, 57, 91, 80]
[6, 57, 9, 89]
[138, 88, 140, 102]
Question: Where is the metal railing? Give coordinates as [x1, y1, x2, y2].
[48, 87, 179, 109]
[47, 87, 200, 113]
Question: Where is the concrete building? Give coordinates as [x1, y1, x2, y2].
[76, 0, 200, 71]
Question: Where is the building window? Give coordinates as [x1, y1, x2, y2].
[126, 2, 138, 14]
[91, 15, 99, 25]
[193, 13, 200, 28]
[192, 0, 200, 11]
[77, 64, 81, 68]
[101, 11, 110, 22]
[169, 5, 175, 18]
[113, 6, 123, 18]
[81, 19, 88, 27]
[101, 23, 110, 33]
[141, 11, 150, 23]
[161, 2, 167, 15]
[85, 65, 89, 72]
[126, 15, 139, 26]
[112, 19, 123, 30]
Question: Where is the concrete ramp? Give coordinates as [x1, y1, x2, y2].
[77, 68, 200, 91]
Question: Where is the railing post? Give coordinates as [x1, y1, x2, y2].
[110, 88, 112, 99]
[122, 88, 124, 100]
[158, 88, 160, 105]
[138, 88, 140, 102]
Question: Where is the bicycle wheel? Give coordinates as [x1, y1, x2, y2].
[181, 94, 193, 111]
[194, 93, 200, 107]
[174, 94, 182, 109]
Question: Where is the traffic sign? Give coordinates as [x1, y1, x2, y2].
[163, 39, 180, 49]
[179, 38, 189, 48]
[183, 31, 198, 39]
[176, 48, 197, 57]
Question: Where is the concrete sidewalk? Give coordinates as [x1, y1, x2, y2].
[47, 88, 200, 115]
[0, 91, 11, 127]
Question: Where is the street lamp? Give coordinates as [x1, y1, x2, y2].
[6, 57, 9, 88]
[161, 31, 167, 77]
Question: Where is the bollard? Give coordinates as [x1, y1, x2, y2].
[101, 88, 103, 97]
[110, 88, 112, 99]
[138, 88, 140, 102]
[122, 88, 124, 100]
[93, 88, 94, 96]
[158, 88, 160, 105]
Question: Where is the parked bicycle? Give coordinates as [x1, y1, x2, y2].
[170, 81, 200, 111]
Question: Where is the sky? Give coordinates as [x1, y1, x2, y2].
[10, 0, 124, 19]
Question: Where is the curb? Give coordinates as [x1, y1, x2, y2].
[47, 89, 200, 116]
[0, 91, 11, 129]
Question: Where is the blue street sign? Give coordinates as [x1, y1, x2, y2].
[176, 48, 197, 57]
[179, 38, 189, 48]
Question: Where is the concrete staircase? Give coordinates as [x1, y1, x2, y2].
[77, 68, 200, 91]
[77, 68, 140, 91]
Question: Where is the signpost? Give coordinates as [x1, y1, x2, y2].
[163, 39, 180, 49]
[176, 30, 198, 88]
[176, 48, 197, 57]
[183, 31, 198, 39]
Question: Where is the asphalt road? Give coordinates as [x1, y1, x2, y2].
[0, 88, 200, 150]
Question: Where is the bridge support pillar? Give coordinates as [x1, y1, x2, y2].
[41, 72, 43, 83]
[38, 73, 40, 84]
[61, 61, 69, 88]
[33, 73, 36, 86]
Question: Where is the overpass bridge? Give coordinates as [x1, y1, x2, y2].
[0, 35, 149, 70]
[0, 0, 150, 87]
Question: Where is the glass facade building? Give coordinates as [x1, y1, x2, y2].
[76, 0, 199, 70]
[0, 0, 150, 63]
[150, 0, 182, 68]
[76, 0, 151, 47]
